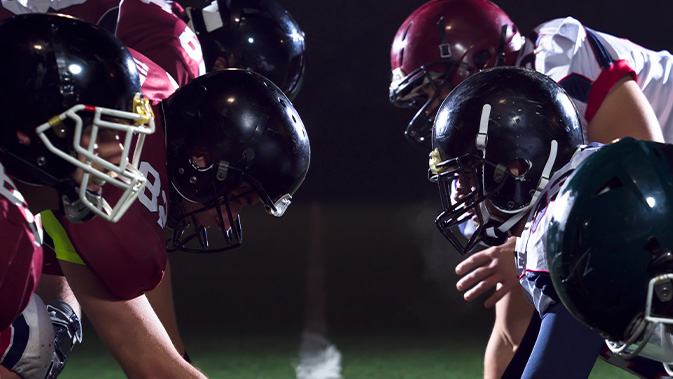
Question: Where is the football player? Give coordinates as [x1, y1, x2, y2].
[116, 0, 206, 87]
[389, 0, 672, 375]
[40, 46, 196, 377]
[429, 66, 606, 377]
[0, 0, 197, 364]
[0, 14, 154, 378]
[115, 0, 307, 361]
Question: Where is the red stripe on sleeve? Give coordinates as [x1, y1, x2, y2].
[585, 59, 636, 122]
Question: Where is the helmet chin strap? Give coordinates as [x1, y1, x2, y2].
[478, 201, 509, 246]
[60, 186, 97, 223]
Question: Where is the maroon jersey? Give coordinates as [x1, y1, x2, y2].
[0, 162, 43, 331]
[0, 0, 119, 24]
[117, 0, 205, 87]
[47, 49, 176, 300]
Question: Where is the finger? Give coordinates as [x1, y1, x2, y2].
[456, 265, 492, 291]
[455, 251, 490, 274]
[463, 276, 497, 301]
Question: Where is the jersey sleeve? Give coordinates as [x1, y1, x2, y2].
[516, 17, 636, 134]
[117, 0, 205, 87]
[0, 165, 42, 331]
[129, 47, 179, 105]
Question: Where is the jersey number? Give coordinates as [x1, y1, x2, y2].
[138, 161, 167, 228]
[179, 27, 203, 62]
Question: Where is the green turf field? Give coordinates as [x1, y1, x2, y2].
[56, 203, 640, 378]
[59, 328, 637, 378]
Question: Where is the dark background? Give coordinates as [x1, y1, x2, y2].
[169, 0, 673, 340]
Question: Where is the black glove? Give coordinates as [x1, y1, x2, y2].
[45, 300, 82, 378]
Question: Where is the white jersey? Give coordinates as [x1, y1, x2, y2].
[516, 17, 673, 142]
[514, 144, 601, 315]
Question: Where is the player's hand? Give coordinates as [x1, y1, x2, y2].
[455, 236, 518, 308]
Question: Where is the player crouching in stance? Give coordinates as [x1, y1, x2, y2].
[548, 137, 673, 378]
[428, 66, 617, 377]
[0, 14, 154, 378]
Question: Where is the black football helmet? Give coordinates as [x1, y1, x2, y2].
[186, 0, 306, 99]
[547, 137, 673, 373]
[0, 14, 155, 223]
[430, 66, 584, 255]
[163, 68, 310, 253]
[389, 0, 522, 150]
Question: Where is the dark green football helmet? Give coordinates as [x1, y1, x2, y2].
[547, 137, 673, 369]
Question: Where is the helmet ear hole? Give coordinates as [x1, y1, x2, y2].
[190, 146, 213, 169]
[473, 50, 491, 69]
[16, 131, 32, 146]
[508, 158, 530, 177]
[212, 56, 230, 71]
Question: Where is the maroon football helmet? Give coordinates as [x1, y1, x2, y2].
[389, 0, 522, 149]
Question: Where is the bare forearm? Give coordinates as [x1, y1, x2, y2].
[60, 261, 206, 378]
[484, 290, 534, 378]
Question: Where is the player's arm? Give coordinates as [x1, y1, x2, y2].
[587, 75, 664, 143]
[0, 364, 21, 379]
[484, 289, 534, 379]
[144, 259, 187, 357]
[454, 236, 533, 377]
[59, 261, 206, 378]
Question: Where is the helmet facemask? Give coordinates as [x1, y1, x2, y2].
[606, 243, 673, 374]
[390, 61, 474, 149]
[431, 150, 512, 255]
[34, 94, 155, 223]
[168, 162, 292, 253]
[169, 188, 246, 253]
